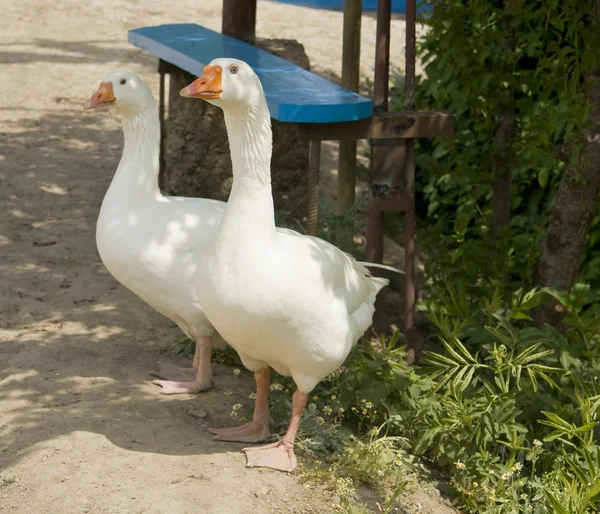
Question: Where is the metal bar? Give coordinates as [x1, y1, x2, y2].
[373, 0, 391, 111]
[366, 0, 393, 266]
[337, 0, 362, 217]
[307, 141, 321, 236]
[405, 0, 416, 110]
[404, 0, 417, 361]
[158, 61, 166, 179]
[403, 146, 416, 364]
[222, 0, 257, 43]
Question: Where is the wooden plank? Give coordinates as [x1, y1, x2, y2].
[128, 24, 373, 124]
[370, 191, 412, 212]
[298, 110, 456, 141]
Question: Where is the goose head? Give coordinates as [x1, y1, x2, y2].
[179, 58, 265, 110]
[84, 72, 155, 113]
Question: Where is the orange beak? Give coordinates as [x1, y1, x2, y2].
[180, 65, 223, 100]
[84, 82, 116, 110]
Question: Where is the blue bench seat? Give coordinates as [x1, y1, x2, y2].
[128, 24, 372, 124]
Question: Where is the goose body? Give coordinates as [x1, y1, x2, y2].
[181, 59, 389, 470]
[86, 72, 227, 394]
[198, 216, 386, 392]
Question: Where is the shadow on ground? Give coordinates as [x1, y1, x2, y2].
[0, 105, 254, 474]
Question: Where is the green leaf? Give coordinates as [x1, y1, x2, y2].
[588, 478, 600, 503]
[538, 168, 549, 189]
[540, 411, 574, 431]
[545, 490, 569, 514]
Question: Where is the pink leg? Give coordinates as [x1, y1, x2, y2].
[152, 337, 213, 394]
[151, 339, 201, 381]
[208, 367, 272, 443]
[243, 390, 308, 472]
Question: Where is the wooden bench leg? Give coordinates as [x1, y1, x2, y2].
[307, 140, 321, 236]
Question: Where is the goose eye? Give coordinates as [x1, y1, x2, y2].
[230, 66, 238, 74]
[119, 78, 127, 85]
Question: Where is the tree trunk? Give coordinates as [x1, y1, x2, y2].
[535, 71, 600, 325]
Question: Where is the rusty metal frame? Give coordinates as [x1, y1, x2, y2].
[365, 0, 420, 363]
[297, 111, 455, 141]
[156, 1, 449, 363]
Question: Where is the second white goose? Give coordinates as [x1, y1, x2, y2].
[181, 59, 391, 472]
[85, 72, 228, 396]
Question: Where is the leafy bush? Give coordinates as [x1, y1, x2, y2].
[310, 283, 600, 512]
[396, 0, 599, 283]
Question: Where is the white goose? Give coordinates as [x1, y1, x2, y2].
[180, 59, 391, 472]
[85, 72, 228, 395]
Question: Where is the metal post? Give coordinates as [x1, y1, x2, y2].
[366, 0, 392, 264]
[337, 0, 362, 219]
[404, 0, 417, 364]
[373, 0, 391, 112]
[222, 0, 257, 43]
[366, 203, 384, 263]
[158, 65, 166, 180]
[307, 141, 321, 236]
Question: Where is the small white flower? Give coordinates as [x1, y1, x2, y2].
[249, 393, 256, 399]
[233, 369, 241, 376]
[230, 411, 238, 419]
[232, 403, 242, 411]
[269, 383, 284, 392]
[323, 405, 333, 415]
[330, 394, 337, 400]
[501, 471, 512, 480]
[308, 403, 317, 411]
[224, 391, 233, 396]
[365, 401, 374, 409]
[316, 416, 325, 425]
[454, 460, 466, 470]
[533, 439, 542, 448]
[514, 462, 522, 472]
[394, 458, 403, 466]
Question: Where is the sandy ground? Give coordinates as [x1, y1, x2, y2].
[0, 1, 449, 513]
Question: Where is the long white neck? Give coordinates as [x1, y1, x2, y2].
[221, 99, 275, 238]
[105, 104, 162, 202]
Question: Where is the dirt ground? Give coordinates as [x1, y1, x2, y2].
[0, 1, 453, 513]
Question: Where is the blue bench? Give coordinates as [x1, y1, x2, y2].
[128, 23, 453, 235]
[128, 24, 372, 124]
